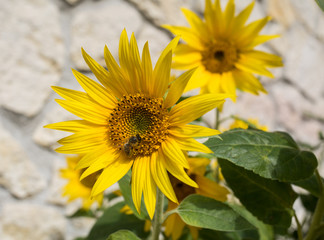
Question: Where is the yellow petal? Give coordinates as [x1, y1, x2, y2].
[235, 56, 274, 78]
[183, 66, 211, 92]
[76, 146, 117, 169]
[206, 73, 222, 93]
[164, 68, 197, 108]
[195, 175, 229, 202]
[220, 72, 237, 102]
[150, 151, 178, 204]
[232, 70, 267, 94]
[240, 50, 283, 67]
[181, 8, 209, 41]
[161, 138, 189, 169]
[72, 69, 117, 109]
[161, 152, 198, 188]
[55, 99, 108, 125]
[235, 17, 271, 48]
[57, 130, 106, 145]
[131, 156, 147, 214]
[169, 124, 220, 138]
[91, 155, 133, 196]
[187, 157, 210, 176]
[246, 35, 279, 48]
[169, 93, 227, 126]
[174, 137, 212, 154]
[82, 48, 125, 98]
[232, 1, 254, 33]
[141, 42, 153, 96]
[56, 139, 105, 154]
[143, 167, 157, 219]
[44, 120, 102, 132]
[223, 0, 235, 31]
[152, 51, 172, 98]
[162, 26, 203, 50]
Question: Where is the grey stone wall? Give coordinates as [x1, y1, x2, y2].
[0, 0, 323, 239]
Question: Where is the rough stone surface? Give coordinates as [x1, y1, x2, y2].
[0, 0, 64, 117]
[0, 123, 46, 199]
[33, 105, 75, 149]
[0, 203, 66, 240]
[71, 0, 144, 69]
[0, 0, 324, 239]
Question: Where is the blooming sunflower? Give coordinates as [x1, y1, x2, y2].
[60, 155, 103, 210]
[164, 157, 229, 240]
[45, 30, 228, 219]
[163, 0, 283, 100]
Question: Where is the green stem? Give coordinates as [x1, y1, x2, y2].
[215, 109, 220, 130]
[294, 213, 303, 240]
[305, 170, 324, 240]
[151, 188, 164, 240]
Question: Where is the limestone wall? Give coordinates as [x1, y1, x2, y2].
[0, 0, 323, 239]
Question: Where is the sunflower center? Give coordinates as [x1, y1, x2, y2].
[201, 40, 238, 73]
[108, 94, 169, 158]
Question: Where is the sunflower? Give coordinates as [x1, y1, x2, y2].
[163, 0, 283, 101]
[60, 155, 103, 210]
[164, 157, 229, 240]
[45, 29, 228, 219]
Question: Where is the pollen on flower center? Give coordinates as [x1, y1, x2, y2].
[108, 94, 169, 158]
[201, 40, 238, 73]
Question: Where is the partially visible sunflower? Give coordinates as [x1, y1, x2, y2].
[163, 0, 283, 101]
[229, 117, 268, 131]
[164, 157, 229, 240]
[60, 155, 103, 210]
[45, 29, 228, 219]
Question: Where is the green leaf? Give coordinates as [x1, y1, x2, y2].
[205, 129, 318, 182]
[219, 159, 297, 228]
[68, 208, 96, 218]
[228, 203, 274, 240]
[106, 230, 141, 240]
[293, 174, 322, 197]
[198, 229, 241, 240]
[176, 194, 255, 231]
[300, 194, 318, 213]
[86, 202, 148, 240]
[118, 172, 149, 220]
[315, 0, 324, 11]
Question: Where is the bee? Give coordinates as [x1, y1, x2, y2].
[123, 134, 141, 156]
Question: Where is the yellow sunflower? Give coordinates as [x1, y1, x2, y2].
[60, 155, 103, 210]
[45, 29, 228, 219]
[164, 157, 229, 240]
[163, 0, 283, 101]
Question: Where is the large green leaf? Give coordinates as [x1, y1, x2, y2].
[293, 174, 322, 197]
[228, 203, 274, 240]
[86, 202, 148, 240]
[219, 159, 297, 228]
[118, 172, 149, 220]
[205, 129, 317, 182]
[176, 194, 255, 231]
[316, 0, 324, 11]
[106, 230, 141, 240]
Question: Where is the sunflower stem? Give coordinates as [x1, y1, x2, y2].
[305, 170, 324, 240]
[215, 109, 220, 130]
[294, 212, 303, 240]
[151, 188, 164, 240]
